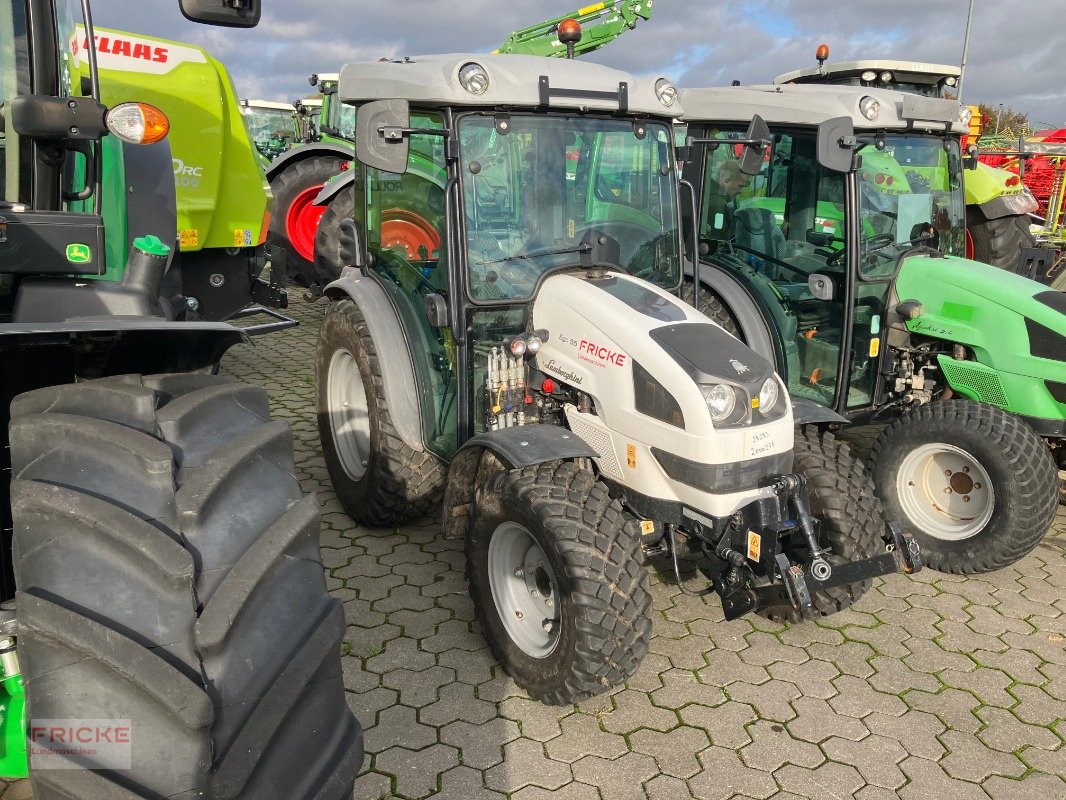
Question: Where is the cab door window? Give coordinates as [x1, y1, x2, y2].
[0, 0, 31, 204]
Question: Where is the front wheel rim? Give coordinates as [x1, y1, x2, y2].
[896, 442, 995, 541]
[326, 349, 371, 481]
[487, 521, 560, 658]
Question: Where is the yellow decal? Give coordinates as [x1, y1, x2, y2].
[751, 396, 760, 409]
[626, 443, 637, 468]
[869, 337, 880, 357]
[179, 229, 199, 249]
[747, 531, 761, 562]
[578, 2, 606, 14]
[640, 520, 655, 535]
[233, 228, 253, 247]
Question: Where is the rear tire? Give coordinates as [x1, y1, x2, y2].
[757, 426, 880, 623]
[268, 156, 346, 286]
[466, 462, 652, 705]
[966, 207, 1035, 269]
[10, 374, 361, 799]
[869, 400, 1058, 573]
[316, 298, 446, 527]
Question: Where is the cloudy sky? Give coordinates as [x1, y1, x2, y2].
[91, 0, 1066, 127]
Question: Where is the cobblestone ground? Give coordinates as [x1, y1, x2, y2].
[3, 298, 1064, 799]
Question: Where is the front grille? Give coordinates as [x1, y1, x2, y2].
[1025, 317, 1066, 362]
[1047, 380, 1066, 405]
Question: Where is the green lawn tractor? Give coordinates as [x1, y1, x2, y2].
[0, 0, 360, 794]
[774, 52, 1039, 269]
[679, 83, 1063, 574]
[313, 49, 919, 706]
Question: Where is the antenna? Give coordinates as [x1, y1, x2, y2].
[957, 0, 975, 102]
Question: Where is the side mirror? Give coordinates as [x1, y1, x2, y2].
[808, 273, 835, 301]
[738, 114, 771, 176]
[817, 117, 856, 173]
[424, 294, 449, 328]
[963, 143, 979, 170]
[338, 217, 368, 271]
[356, 99, 411, 174]
[179, 0, 261, 27]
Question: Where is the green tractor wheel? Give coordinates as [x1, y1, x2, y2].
[870, 400, 1058, 573]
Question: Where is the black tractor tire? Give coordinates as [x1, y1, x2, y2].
[966, 207, 1035, 269]
[681, 279, 742, 337]
[316, 298, 447, 527]
[466, 461, 652, 705]
[268, 155, 346, 287]
[758, 426, 882, 624]
[869, 400, 1058, 574]
[313, 190, 353, 287]
[9, 374, 362, 799]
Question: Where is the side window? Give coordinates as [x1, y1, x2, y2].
[0, 0, 31, 204]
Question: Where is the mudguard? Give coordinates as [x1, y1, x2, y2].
[314, 170, 356, 207]
[965, 162, 1038, 219]
[265, 142, 353, 181]
[687, 262, 778, 364]
[323, 270, 425, 453]
[459, 425, 598, 469]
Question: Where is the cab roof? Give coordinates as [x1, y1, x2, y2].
[774, 59, 961, 85]
[338, 53, 680, 117]
[241, 99, 295, 112]
[679, 83, 965, 135]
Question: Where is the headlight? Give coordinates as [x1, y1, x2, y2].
[861, 70, 877, 82]
[459, 62, 490, 95]
[701, 384, 736, 423]
[959, 106, 973, 126]
[655, 78, 678, 107]
[879, 71, 893, 83]
[758, 378, 779, 413]
[859, 96, 880, 121]
[106, 102, 169, 145]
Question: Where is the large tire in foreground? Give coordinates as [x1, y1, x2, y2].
[10, 374, 361, 798]
[758, 426, 881, 623]
[466, 461, 652, 705]
[870, 400, 1058, 574]
[316, 298, 447, 527]
[269, 155, 346, 286]
[966, 206, 1035, 269]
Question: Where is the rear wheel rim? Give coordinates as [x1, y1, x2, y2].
[896, 442, 995, 541]
[327, 349, 371, 481]
[488, 521, 560, 658]
[286, 185, 327, 262]
[381, 209, 440, 260]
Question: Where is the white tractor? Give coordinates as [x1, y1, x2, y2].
[314, 46, 920, 704]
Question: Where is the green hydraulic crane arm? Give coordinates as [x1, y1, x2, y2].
[494, 0, 654, 58]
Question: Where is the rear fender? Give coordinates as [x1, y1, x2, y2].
[314, 170, 356, 207]
[323, 272, 424, 453]
[266, 142, 353, 182]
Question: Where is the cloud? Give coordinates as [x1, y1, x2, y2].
[89, 0, 1066, 125]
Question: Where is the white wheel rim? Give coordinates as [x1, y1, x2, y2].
[895, 443, 995, 541]
[487, 521, 560, 658]
[326, 349, 371, 481]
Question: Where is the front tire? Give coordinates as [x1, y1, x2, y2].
[316, 298, 446, 527]
[757, 426, 881, 623]
[466, 462, 652, 705]
[870, 401, 1058, 573]
[10, 374, 361, 798]
[681, 279, 742, 337]
[966, 207, 1035, 269]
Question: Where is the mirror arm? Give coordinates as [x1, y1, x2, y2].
[679, 178, 700, 309]
[378, 125, 449, 141]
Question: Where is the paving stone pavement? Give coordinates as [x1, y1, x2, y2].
[3, 298, 1064, 799]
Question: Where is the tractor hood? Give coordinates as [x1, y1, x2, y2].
[895, 253, 1066, 377]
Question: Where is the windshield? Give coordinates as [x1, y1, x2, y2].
[325, 92, 356, 140]
[242, 106, 295, 155]
[459, 114, 681, 302]
[856, 134, 965, 276]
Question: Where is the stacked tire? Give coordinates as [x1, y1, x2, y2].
[10, 373, 362, 799]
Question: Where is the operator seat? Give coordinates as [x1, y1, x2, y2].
[734, 207, 788, 271]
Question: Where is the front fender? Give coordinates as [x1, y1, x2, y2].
[265, 142, 354, 182]
[314, 170, 356, 207]
[965, 162, 1037, 218]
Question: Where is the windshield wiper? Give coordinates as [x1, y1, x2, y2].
[477, 241, 591, 266]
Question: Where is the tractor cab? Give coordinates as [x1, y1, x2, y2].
[311, 73, 356, 145]
[333, 55, 684, 457]
[681, 84, 969, 414]
[240, 98, 300, 160]
[774, 49, 963, 99]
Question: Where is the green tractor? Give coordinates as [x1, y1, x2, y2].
[679, 83, 1063, 574]
[240, 98, 301, 161]
[85, 27, 290, 323]
[312, 50, 918, 706]
[0, 0, 360, 793]
[774, 52, 1039, 269]
[263, 73, 354, 287]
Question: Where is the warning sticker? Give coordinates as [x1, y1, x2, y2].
[639, 520, 655, 535]
[747, 531, 761, 562]
[179, 229, 199, 249]
[233, 229, 253, 247]
[626, 443, 637, 469]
